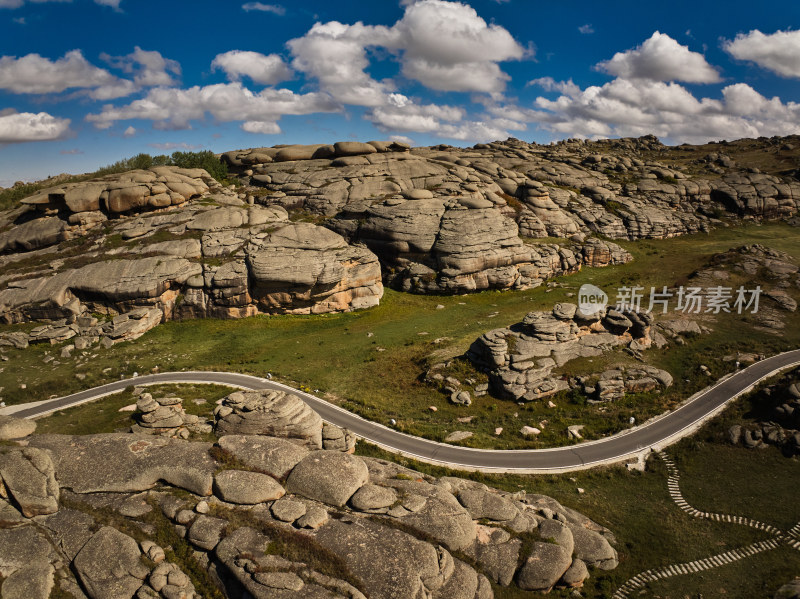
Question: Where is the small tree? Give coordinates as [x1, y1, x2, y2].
[170, 150, 228, 182]
[129, 153, 154, 170]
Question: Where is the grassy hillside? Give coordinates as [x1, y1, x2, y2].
[2, 222, 799, 451]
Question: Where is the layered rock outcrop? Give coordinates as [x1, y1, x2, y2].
[468, 303, 671, 401]
[332, 195, 586, 293]
[20, 166, 213, 216]
[214, 389, 324, 449]
[0, 198, 384, 325]
[4, 134, 800, 339]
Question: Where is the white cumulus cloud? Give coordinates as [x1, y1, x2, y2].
[367, 93, 464, 133]
[288, 21, 396, 107]
[392, 0, 525, 92]
[0, 50, 126, 95]
[287, 0, 526, 105]
[241, 121, 282, 134]
[529, 76, 581, 97]
[0, 110, 70, 143]
[596, 31, 720, 83]
[101, 46, 181, 87]
[85, 82, 340, 131]
[211, 50, 292, 86]
[723, 29, 800, 78]
[366, 92, 514, 141]
[526, 77, 800, 143]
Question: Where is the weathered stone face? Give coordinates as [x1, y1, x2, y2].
[0, 447, 59, 517]
[73, 527, 149, 598]
[246, 223, 384, 314]
[27, 433, 217, 495]
[0, 413, 622, 599]
[286, 451, 369, 506]
[214, 390, 324, 448]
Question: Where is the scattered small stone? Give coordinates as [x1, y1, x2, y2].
[450, 390, 472, 406]
[567, 425, 585, 440]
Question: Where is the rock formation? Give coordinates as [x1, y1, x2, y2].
[0, 398, 619, 599]
[727, 375, 800, 455]
[468, 303, 671, 401]
[2, 134, 800, 342]
[689, 244, 799, 333]
[214, 389, 326, 449]
[132, 390, 212, 438]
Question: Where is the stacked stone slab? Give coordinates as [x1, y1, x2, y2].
[133, 393, 188, 438]
[468, 302, 671, 402]
[321, 422, 357, 453]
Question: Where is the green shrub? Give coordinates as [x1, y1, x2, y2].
[169, 150, 228, 182]
[96, 151, 229, 183]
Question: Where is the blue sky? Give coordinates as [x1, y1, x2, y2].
[2, 0, 800, 185]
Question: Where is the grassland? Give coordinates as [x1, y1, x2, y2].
[27, 370, 800, 598]
[2, 221, 800, 451]
[34, 383, 232, 436]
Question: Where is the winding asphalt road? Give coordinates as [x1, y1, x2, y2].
[8, 348, 800, 472]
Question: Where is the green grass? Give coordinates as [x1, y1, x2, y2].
[2, 222, 799, 450]
[640, 548, 800, 599]
[34, 383, 233, 435]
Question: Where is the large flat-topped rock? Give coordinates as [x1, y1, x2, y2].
[27, 434, 216, 495]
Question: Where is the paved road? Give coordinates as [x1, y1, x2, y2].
[9, 349, 800, 472]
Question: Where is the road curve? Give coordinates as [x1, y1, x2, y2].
[9, 349, 800, 473]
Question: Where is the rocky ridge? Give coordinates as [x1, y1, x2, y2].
[2, 135, 800, 340]
[0, 391, 619, 599]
